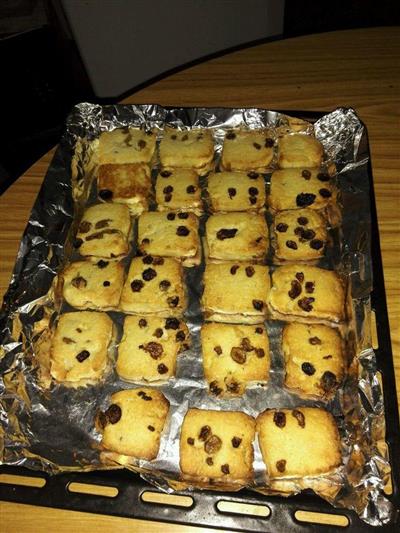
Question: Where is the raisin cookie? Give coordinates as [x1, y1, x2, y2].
[277, 134, 323, 168]
[206, 171, 266, 213]
[221, 129, 274, 172]
[155, 168, 202, 215]
[159, 127, 214, 172]
[99, 127, 157, 165]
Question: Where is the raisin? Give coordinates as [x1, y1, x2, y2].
[103, 281, 110, 287]
[142, 268, 157, 281]
[153, 328, 163, 338]
[159, 279, 171, 291]
[323, 354, 333, 360]
[142, 255, 153, 265]
[286, 240, 298, 250]
[230, 265, 239, 275]
[171, 134, 177, 140]
[142, 342, 164, 359]
[186, 185, 196, 194]
[302, 229, 316, 240]
[204, 435, 222, 454]
[161, 170, 172, 177]
[241, 337, 254, 351]
[298, 297, 315, 312]
[228, 187, 236, 198]
[95, 219, 111, 229]
[79, 220, 91, 233]
[273, 411, 286, 428]
[231, 437, 242, 448]
[256, 348, 265, 358]
[106, 404, 121, 424]
[206, 457, 213, 466]
[99, 189, 113, 200]
[226, 131, 236, 139]
[76, 350, 90, 362]
[309, 336, 321, 345]
[319, 188, 332, 198]
[245, 266, 255, 277]
[230, 347, 246, 364]
[141, 238, 150, 245]
[265, 138, 274, 147]
[216, 228, 238, 240]
[187, 437, 195, 445]
[294, 226, 305, 237]
[288, 279, 302, 299]
[276, 459, 286, 473]
[249, 197, 257, 205]
[276, 223, 288, 232]
[71, 276, 87, 289]
[137, 390, 152, 401]
[62, 337, 75, 344]
[321, 371, 337, 391]
[178, 212, 189, 219]
[227, 381, 239, 393]
[295, 272, 304, 283]
[296, 192, 316, 207]
[164, 193, 172, 202]
[131, 279, 144, 292]
[73, 238, 83, 249]
[221, 464, 230, 474]
[292, 409, 305, 428]
[297, 216, 308, 225]
[167, 213, 175, 220]
[317, 172, 330, 182]
[181, 134, 188, 141]
[176, 226, 190, 236]
[97, 260, 109, 268]
[153, 257, 164, 265]
[305, 281, 315, 293]
[310, 239, 323, 250]
[249, 187, 259, 196]
[148, 425, 155, 432]
[247, 171, 259, 179]
[252, 299, 264, 311]
[157, 363, 168, 374]
[253, 142, 261, 150]
[138, 318, 147, 328]
[137, 139, 147, 149]
[302, 362, 316, 375]
[301, 169, 311, 179]
[165, 317, 180, 329]
[167, 296, 179, 307]
[255, 327, 263, 334]
[176, 330, 186, 342]
[163, 185, 173, 194]
[214, 345, 222, 355]
[199, 425, 211, 441]
[210, 380, 222, 396]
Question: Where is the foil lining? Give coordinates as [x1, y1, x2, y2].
[0, 104, 393, 525]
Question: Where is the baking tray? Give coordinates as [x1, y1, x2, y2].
[0, 110, 399, 532]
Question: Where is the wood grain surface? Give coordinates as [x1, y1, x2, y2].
[1, 27, 399, 532]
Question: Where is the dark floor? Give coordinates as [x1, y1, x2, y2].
[0, 0, 398, 195]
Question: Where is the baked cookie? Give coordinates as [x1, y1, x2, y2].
[269, 168, 337, 213]
[116, 315, 190, 381]
[204, 212, 268, 262]
[256, 407, 341, 478]
[202, 262, 270, 324]
[155, 168, 202, 215]
[120, 256, 186, 317]
[201, 322, 270, 396]
[97, 163, 151, 216]
[98, 127, 157, 165]
[273, 208, 328, 262]
[206, 171, 266, 213]
[97, 388, 169, 460]
[138, 211, 201, 267]
[159, 127, 214, 172]
[277, 134, 323, 168]
[268, 265, 345, 324]
[60, 260, 124, 310]
[180, 408, 255, 485]
[283, 323, 345, 400]
[75, 203, 131, 259]
[220, 129, 274, 172]
[50, 311, 114, 386]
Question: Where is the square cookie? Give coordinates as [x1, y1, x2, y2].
[221, 129, 274, 172]
[75, 203, 131, 259]
[201, 323, 270, 397]
[283, 323, 345, 400]
[138, 211, 201, 267]
[50, 311, 114, 386]
[60, 260, 124, 310]
[202, 262, 270, 324]
[159, 127, 214, 172]
[97, 388, 169, 460]
[155, 168, 202, 215]
[204, 212, 268, 262]
[268, 265, 345, 324]
[116, 316, 190, 381]
[277, 134, 323, 168]
[273, 208, 328, 262]
[269, 168, 337, 213]
[99, 127, 157, 165]
[120, 256, 186, 316]
[256, 407, 341, 478]
[180, 408, 255, 485]
[206, 171, 266, 213]
[97, 163, 151, 215]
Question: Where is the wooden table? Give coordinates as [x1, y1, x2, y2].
[1, 27, 399, 532]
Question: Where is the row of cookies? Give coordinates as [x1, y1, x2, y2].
[96, 390, 341, 488]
